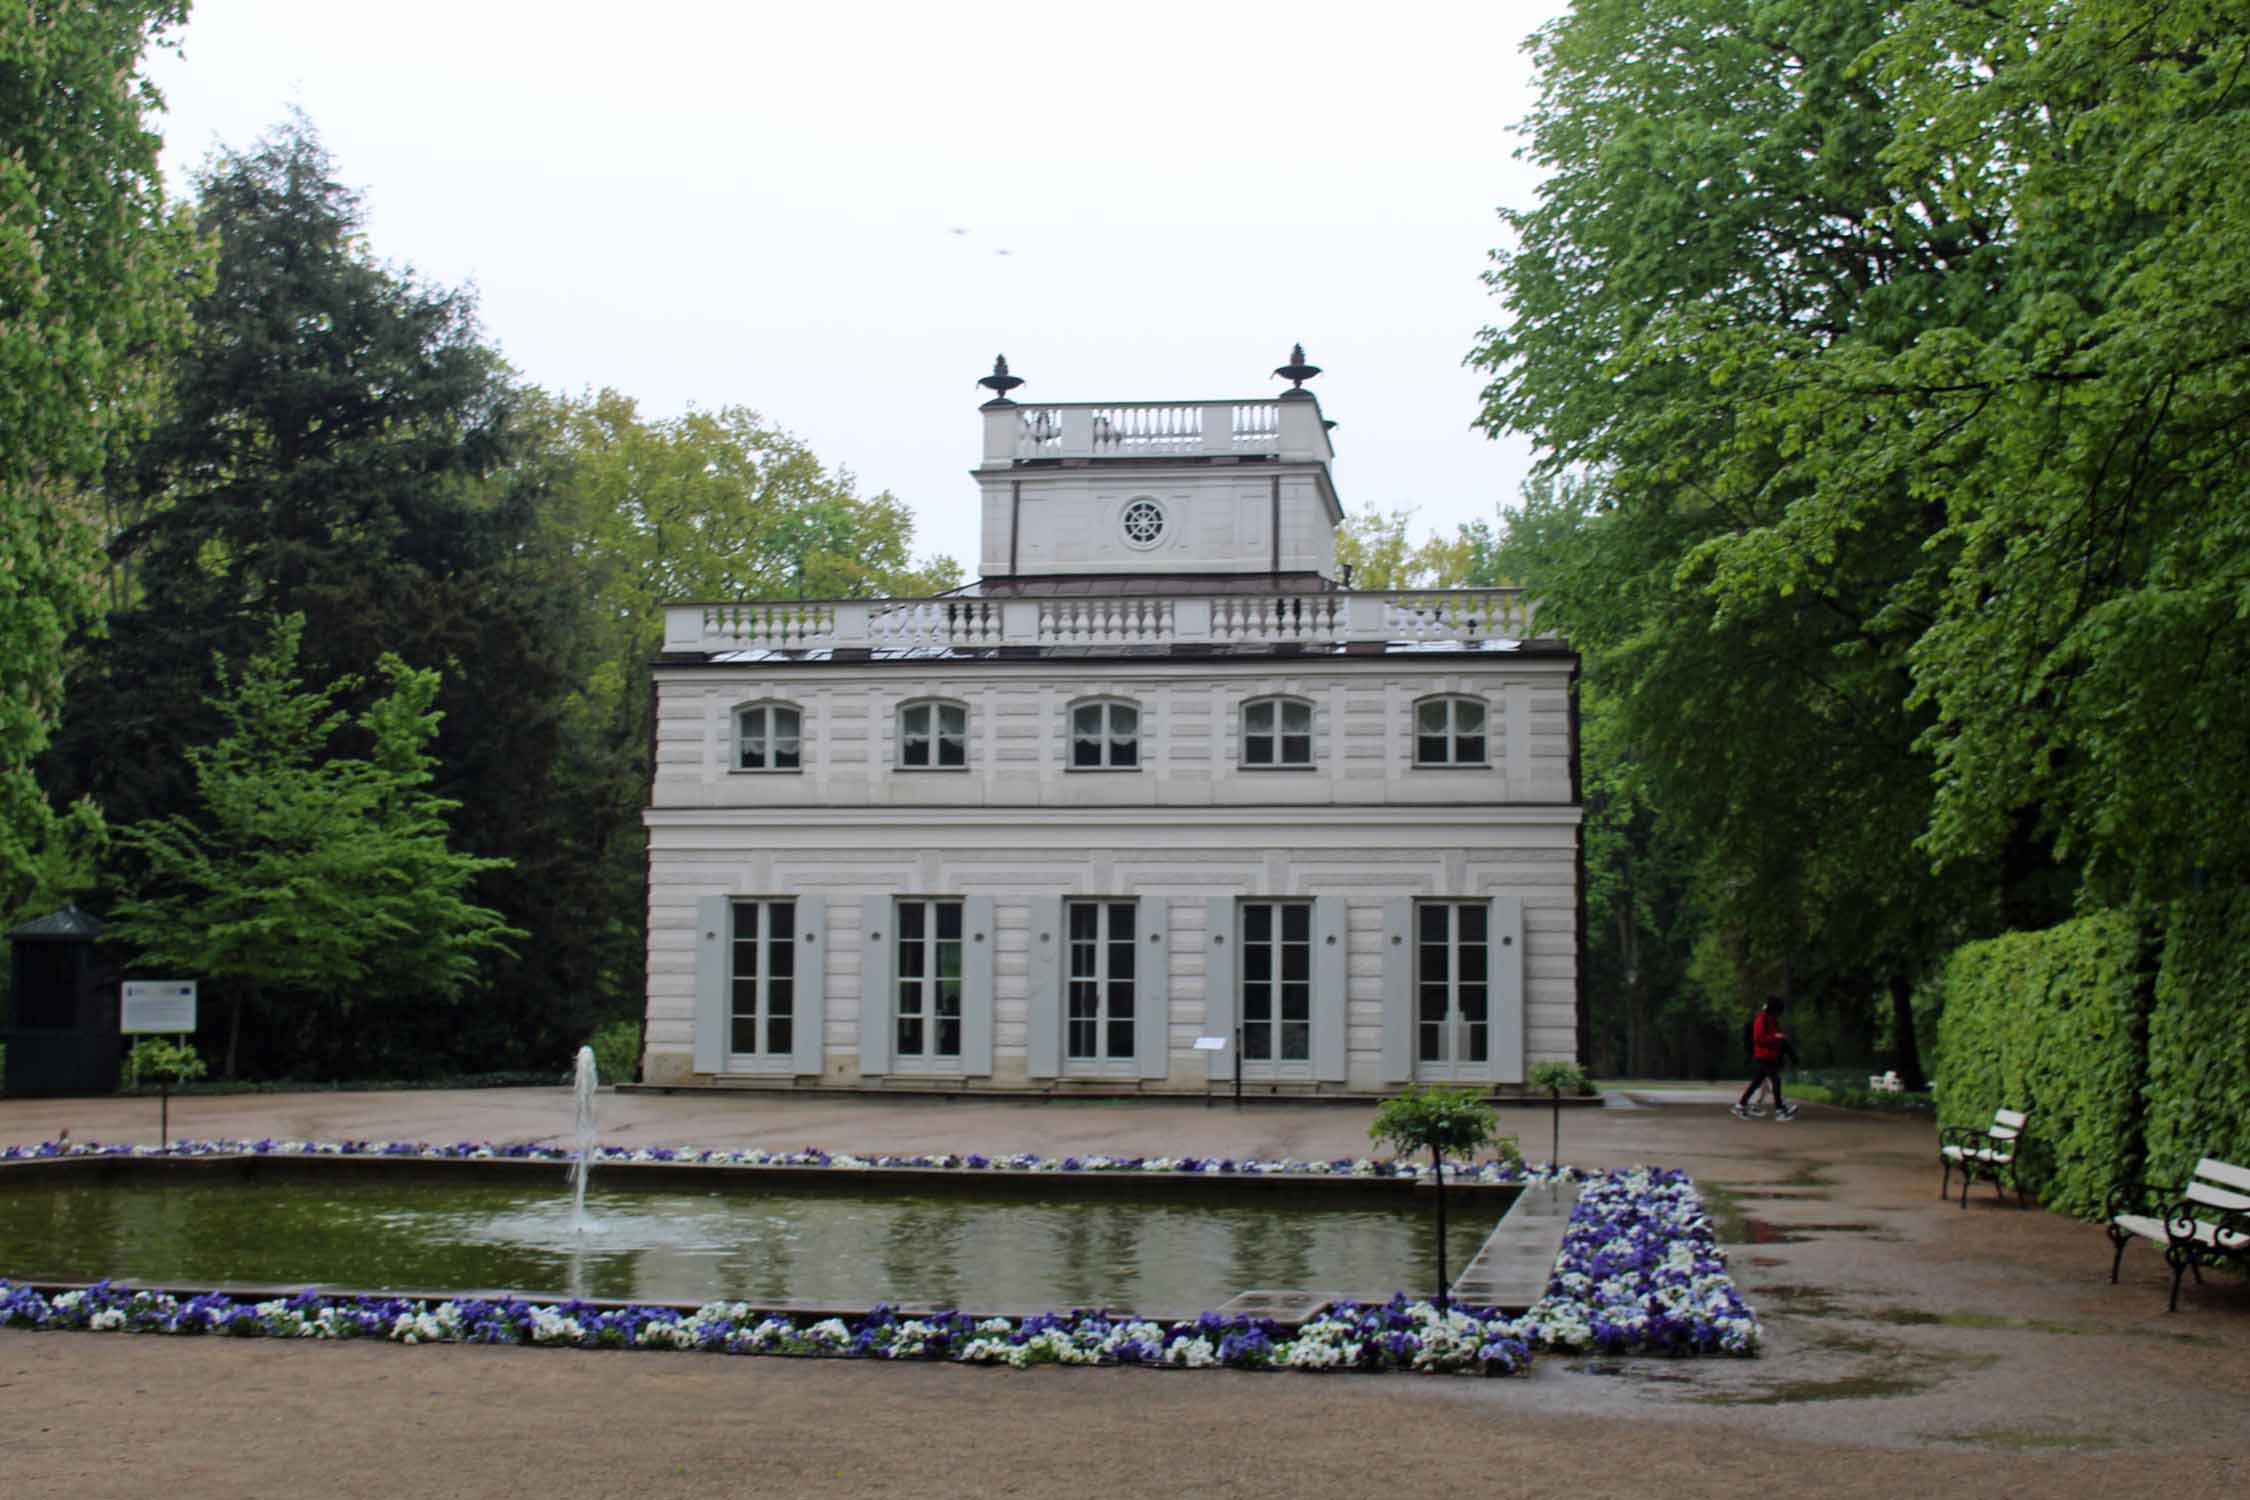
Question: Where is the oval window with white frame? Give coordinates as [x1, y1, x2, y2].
[1119, 497, 1167, 551]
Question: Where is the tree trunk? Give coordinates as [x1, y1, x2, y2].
[1888, 972, 1927, 1092]
[1432, 1148, 1449, 1312]
[225, 989, 243, 1079]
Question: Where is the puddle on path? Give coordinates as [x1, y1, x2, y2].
[1743, 1219, 1883, 1244]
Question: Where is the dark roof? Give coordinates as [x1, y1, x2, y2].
[7, 905, 105, 940]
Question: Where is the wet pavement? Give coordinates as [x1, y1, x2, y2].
[0, 1083, 2244, 1497]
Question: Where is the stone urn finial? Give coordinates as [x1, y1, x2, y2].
[977, 353, 1025, 405]
[1273, 343, 1321, 392]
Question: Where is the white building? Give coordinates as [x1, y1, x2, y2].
[641, 352, 1583, 1094]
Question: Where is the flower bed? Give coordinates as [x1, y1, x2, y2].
[0, 1141, 1759, 1372]
[0, 1136, 1545, 1181]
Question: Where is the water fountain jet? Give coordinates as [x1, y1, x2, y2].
[569, 1045, 599, 1233]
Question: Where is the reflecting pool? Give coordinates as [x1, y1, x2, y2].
[0, 1173, 1508, 1315]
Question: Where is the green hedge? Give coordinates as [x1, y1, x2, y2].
[1932, 911, 2151, 1218]
[2145, 891, 2250, 1189]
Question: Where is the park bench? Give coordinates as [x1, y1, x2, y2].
[2106, 1157, 2250, 1312]
[1937, 1107, 2032, 1209]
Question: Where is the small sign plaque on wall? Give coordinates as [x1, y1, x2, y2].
[1192, 1036, 1228, 1052]
[121, 981, 198, 1034]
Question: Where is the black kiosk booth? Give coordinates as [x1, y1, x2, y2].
[2, 905, 121, 1097]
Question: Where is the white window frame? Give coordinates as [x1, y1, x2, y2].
[1413, 695, 1489, 768]
[1241, 696, 1315, 770]
[897, 699, 968, 771]
[1068, 698, 1142, 771]
[1064, 898, 1138, 1076]
[734, 701, 805, 773]
[1239, 899, 1315, 1078]
[892, 897, 964, 1070]
[728, 899, 799, 1073]
[1414, 899, 1493, 1082]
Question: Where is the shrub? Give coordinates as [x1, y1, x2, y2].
[1933, 911, 2151, 1218]
[585, 1018, 643, 1087]
[2144, 892, 2250, 1188]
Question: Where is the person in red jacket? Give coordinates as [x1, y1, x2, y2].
[1732, 996, 1798, 1122]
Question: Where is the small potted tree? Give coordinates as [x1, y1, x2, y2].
[1527, 1060, 1591, 1166]
[128, 1036, 207, 1148]
[1369, 1086, 1517, 1311]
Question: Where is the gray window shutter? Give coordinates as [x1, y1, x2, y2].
[1204, 896, 1235, 1082]
[858, 896, 892, 1078]
[1493, 894, 1524, 1084]
[1379, 896, 1413, 1084]
[792, 894, 827, 1077]
[1026, 895, 1062, 1079]
[694, 895, 729, 1076]
[1136, 906, 1171, 1081]
[1313, 896, 1348, 1082]
[963, 894, 996, 1076]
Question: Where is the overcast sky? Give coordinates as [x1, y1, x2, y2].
[147, 0, 1568, 573]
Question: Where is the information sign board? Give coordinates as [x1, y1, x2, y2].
[122, 981, 198, 1034]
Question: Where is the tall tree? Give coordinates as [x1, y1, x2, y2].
[1468, 0, 2086, 1075]
[50, 114, 609, 1074]
[0, 2, 205, 918]
[108, 614, 520, 1076]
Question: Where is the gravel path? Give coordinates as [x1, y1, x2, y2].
[2, 1086, 2244, 1498]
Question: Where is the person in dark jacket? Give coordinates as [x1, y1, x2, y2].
[1732, 996, 1798, 1122]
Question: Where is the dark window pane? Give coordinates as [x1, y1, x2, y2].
[1074, 704, 1103, 738]
[1107, 1019, 1134, 1058]
[731, 1017, 758, 1053]
[1111, 735, 1137, 767]
[1281, 735, 1312, 764]
[733, 978, 758, 1013]
[1244, 945, 1271, 982]
[1417, 735, 1450, 764]
[1113, 705, 1138, 738]
[1281, 1021, 1310, 1060]
[1244, 904, 1271, 941]
[1073, 735, 1103, 767]
[772, 741, 801, 770]
[1246, 702, 1273, 735]
[899, 940, 925, 979]
[769, 941, 794, 979]
[1460, 945, 1488, 984]
[1282, 945, 1309, 983]
[897, 980, 922, 1019]
[1068, 980, 1098, 1020]
[1460, 904, 1487, 942]
[1282, 702, 1312, 734]
[1069, 1019, 1097, 1058]
[1243, 981, 1272, 1020]
[1419, 904, 1448, 943]
[1244, 1024, 1271, 1059]
[1467, 1024, 1487, 1063]
[1070, 903, 1099, 941]
[1419, 1023, 1443, 1062]
[1421, 943, 1449, 982]
[936, 980, 962, 1017]
[940, 705, 966, 737]
[768, 978, 792, 1017]
[1109, 943, 1134, 982]
[1455, 735, 1484, 763]
[938, 944, 962, 981]
[771, 905, 794, 941]
[1282, 903, 1311, 942]
[1281, 982, 1311, 1022]
[1244, 735, 1273, 765]
[936, 1017, 961, 1056]
[736, 903, 759, 941]
[1107, 903, 1133, 940]
[903, 735, 929, 767]
[1419, 985, 1448, 1023]
[1108, 981, 1133, 1020]
[768, 1018, 792, 1055]
[1460, 985, 1487, 1022]
[937, 903, 962, 940]
[1418, 701, 1448, 735]
[897, 1017, 923, 1055]
[1457, 702, 1485, 734]
[899, 902, 924, 940]
[939, 732, 965, 766]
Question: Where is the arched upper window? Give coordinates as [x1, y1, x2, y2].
[1414, 695, 1488, 767]
[899, 699, 968, 769]
[1070, 697, 1141, 770]
[735, 701, 804, 772]
[1242, 696, 1314, 768]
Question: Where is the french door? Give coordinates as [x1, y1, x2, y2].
[1415, 900, 1491, 1082]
